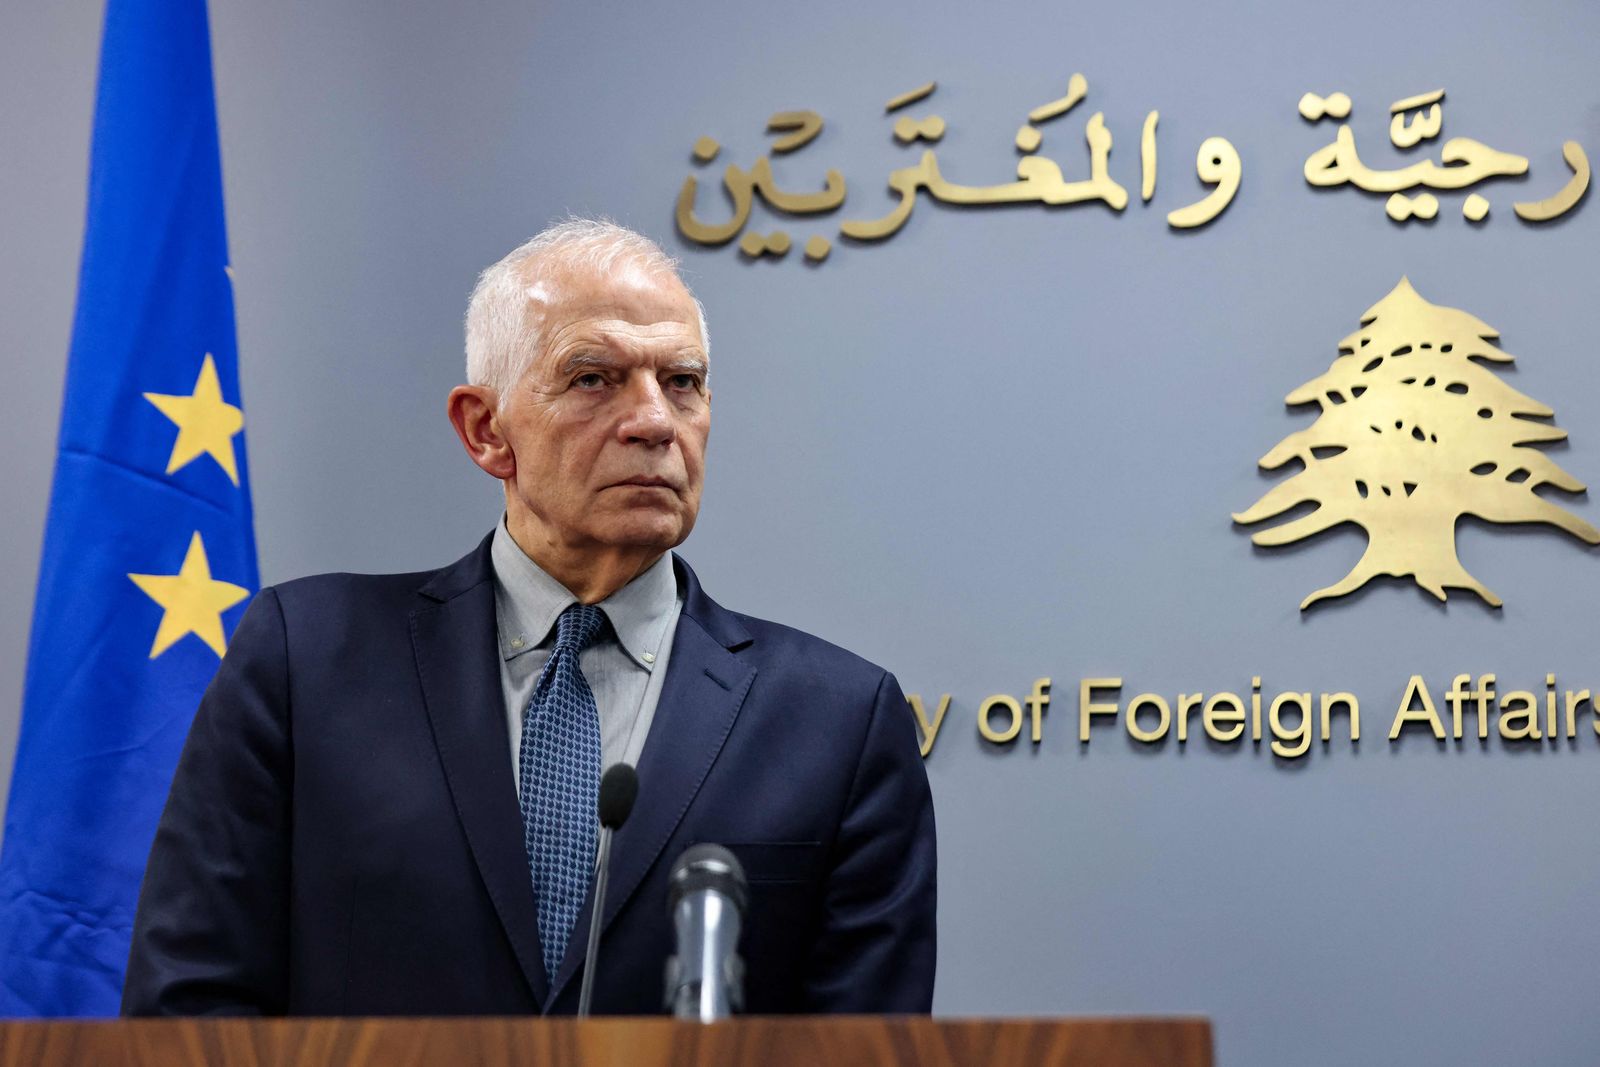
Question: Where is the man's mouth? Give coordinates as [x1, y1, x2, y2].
[612, 476, 677, 489]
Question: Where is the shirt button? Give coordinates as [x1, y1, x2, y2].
[641, 652, 656, 664]
[510, 637, 525, 649]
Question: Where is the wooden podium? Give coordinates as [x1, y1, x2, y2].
[0, 1017, 1211, 1067]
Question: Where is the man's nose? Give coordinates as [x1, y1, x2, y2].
[618, 375, 676, 446]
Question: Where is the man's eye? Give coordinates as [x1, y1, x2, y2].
[667, 374, 700, 391]
[573, 373, 605, 389]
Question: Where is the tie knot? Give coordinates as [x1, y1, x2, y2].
[553, 603, 606, 653]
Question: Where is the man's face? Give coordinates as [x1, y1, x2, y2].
[496, 260, 710, 559]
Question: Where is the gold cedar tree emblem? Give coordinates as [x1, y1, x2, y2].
[1234, 278, 1599, 609]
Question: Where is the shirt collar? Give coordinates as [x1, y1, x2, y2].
[490, 519, 678, 671]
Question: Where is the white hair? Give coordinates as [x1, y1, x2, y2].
[464, 218, 709, 397]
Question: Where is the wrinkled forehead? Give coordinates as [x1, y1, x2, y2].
[523, 259, 703, 351]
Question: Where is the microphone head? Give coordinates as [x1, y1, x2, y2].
[667, 843, 748, 914]
[598, 763, 639, 830]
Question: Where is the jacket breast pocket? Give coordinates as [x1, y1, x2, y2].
[718, 841, 825, 885]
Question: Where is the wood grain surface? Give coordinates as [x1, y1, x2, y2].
[0, 1016, 1211, 1067]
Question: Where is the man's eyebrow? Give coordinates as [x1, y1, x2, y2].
[554, 352, 708, 376]
[556, 352, 624, 375]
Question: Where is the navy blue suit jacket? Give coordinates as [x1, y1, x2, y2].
[122, 536, 936, 1015]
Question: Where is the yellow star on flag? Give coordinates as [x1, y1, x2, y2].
[143, 353, 245, 485]
[128, 531, 251, 658]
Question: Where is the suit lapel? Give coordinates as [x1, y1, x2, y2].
[547, 557, 756, 1007]
[410, 536, 550, 1005]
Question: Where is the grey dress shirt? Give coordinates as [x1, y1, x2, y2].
[490, 521, 683, 791]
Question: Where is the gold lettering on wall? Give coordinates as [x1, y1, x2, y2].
[907, 693, 950, 757]
[673, 80, 1586, 263]
[927, 674, 1597, 761]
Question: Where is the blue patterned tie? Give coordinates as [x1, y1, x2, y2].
[519, 602, 607, 984]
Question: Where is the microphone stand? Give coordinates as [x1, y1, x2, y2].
[578, 762, 637, 1018]
[577, 826, 614, 1018]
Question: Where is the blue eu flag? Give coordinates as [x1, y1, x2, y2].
[0, 0, 257, 1015]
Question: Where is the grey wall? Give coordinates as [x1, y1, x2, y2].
[5, 1, 1600, 1063]
[0, 3, 99, 812]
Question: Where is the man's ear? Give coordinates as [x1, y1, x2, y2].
[446, 385, 515, 480]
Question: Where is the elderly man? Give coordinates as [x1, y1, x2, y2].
[122, 220, 937, 1016]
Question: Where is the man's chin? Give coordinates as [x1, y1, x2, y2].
[593, 510, 693, 553]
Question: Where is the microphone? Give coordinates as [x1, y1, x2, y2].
[663, 843, 748, 1022]
[577, 763, 639, 1018]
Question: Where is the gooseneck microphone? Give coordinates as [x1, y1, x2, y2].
[664, 843, 748, 1021]
[577, 763, 639, 1018]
